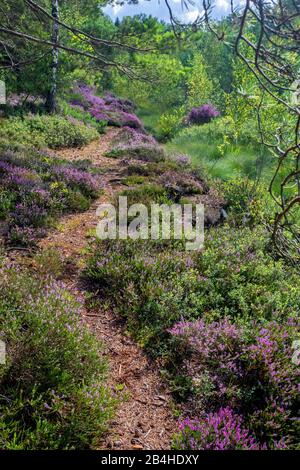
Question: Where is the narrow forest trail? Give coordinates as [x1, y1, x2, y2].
[37, 128, 177, 450]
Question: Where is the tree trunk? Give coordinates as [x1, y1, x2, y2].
[46, 0, 59, 114]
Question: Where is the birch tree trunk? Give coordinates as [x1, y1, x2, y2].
[46, 0, 59, 113]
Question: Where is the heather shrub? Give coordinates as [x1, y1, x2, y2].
[106, 127, 165, 162]
[71, 84, 142, 130]
[158, 170, 206, 199]
[42, 116, 99, 148]
[86, 224, 300, 352]
[60, 102, 107, 134]
[66, 190, 91, 212]
[85, 239, 204, 352]
[170, 318, 299, 448]
[8, 226, 46, 246]
[169, 318, 245, 408]
[0, 117, 45, 148]
[124, 175, 147, 186]
[194, 225, 300, 322]
[106, 144, 165, 162]
[85, 219, 300, 448]
[157, 106, 185, 141]
[186, 104, 220, 125]
[0, 148, 101, 246]
[218, 177, 271, 225]
[51, 166, 100, 198]
[9, 201, 48, 229]
[118, 184, 172, 208]
[126, 160, 188, 178]
[0, 264, 114, 449]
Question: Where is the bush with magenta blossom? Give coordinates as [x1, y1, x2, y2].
[9, 202, 48, 229]
[106, 125, 165, 162]
[8, 226, 46, 246]
[0, 263, 114, 449]
[169, 318, 244, 407]
[52, 166, 100, 197]
[104, 92, 136, 113]
[187, 104, 220, 125]
[173, 408, 281, 450]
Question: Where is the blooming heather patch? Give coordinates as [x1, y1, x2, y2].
[52, 165, 100, 197]
[0, 264, 114, 449]
[71, 84, 143, 129]
[173, 408, 279, 450]
[172, 154, 191, 167]
[0, 147, 102, 246]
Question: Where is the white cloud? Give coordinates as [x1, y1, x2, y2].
[182, 8, 203, 23]
[111, 4, 124, 15]
[216, 0, 230, 11]
[103, 0, 233, 22]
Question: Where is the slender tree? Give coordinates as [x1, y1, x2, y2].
[45, 0, 59, 113]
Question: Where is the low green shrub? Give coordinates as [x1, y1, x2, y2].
[124, 175, 147, 186]
[118, 184, 172, 208]
[0, 115, 99, 149]
[0, 263, 114, 449]
[0, 189, 15, 219]
[217, 177, 272, 225]
[106, 144, 165, 163]
[156, 106, 185, 141]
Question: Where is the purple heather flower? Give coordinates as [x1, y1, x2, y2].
[187, 104, 220, 125]
[52, 166, 100, 194]
[176, 408, 267, 450]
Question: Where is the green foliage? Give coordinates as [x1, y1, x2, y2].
[119, 183, 172, 208]
[0, 115, 99, 149]
[195, 225, 300, 323]
[124, 175, 147, 186]
[112, 54, 186, 111]
[60, 102, 107, 134]
[66, 190, 91, 212]
[0, 264, 114, 449]
[105, 145, 165, 163]
[0, 189, 15, 219]
[217, 177, 272, 225]
[186, 53, 213, 109]
[167, 119, 272, 181]
[0, 146, 101, 246]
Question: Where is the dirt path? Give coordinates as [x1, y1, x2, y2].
[39, 128, 177, 450]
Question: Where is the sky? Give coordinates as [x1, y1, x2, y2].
[103, 0, 235, 23]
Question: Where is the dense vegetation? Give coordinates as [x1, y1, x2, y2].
[0, 259, 115, 449]
[0, 0, 299, 451]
